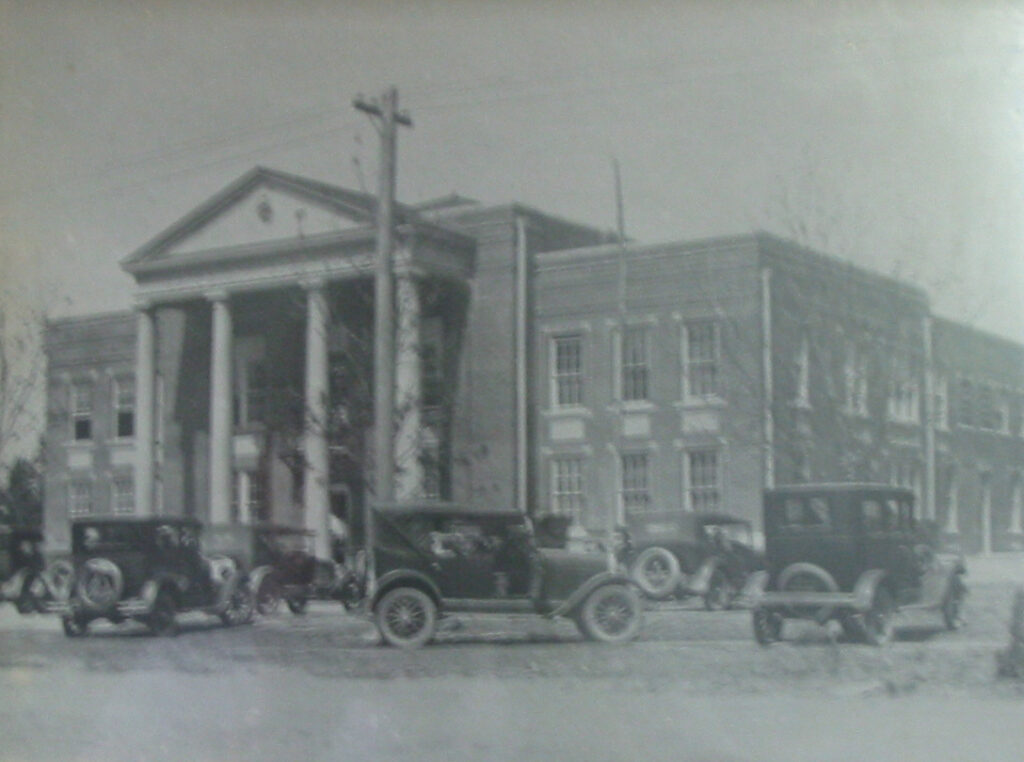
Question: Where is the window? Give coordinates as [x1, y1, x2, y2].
[550, 457, 585, 518]
[620, 453, 651, 512]
[421, 317, 444, 407]
[684, 449, 720, 512]
[843, 342, 868, 416]
[69, 481, 92, 517]
[890, 460, 921, 504]
[794, 335, 810, 408]
[112, 376, 135, 439]
[779, 496, 832, 531]
[956, 379, 974, 427]
[551, 334, 583, 407]
[862, 499, 895, 532]
[933, 375, 949, 430]
[111, 477, 134, 514]
[234, 337, 267, 427]
[887, 356, 919, 423]
[71, 382, 93, 441]
[620, 326, 650, 402]
[683, 320, 719, 399]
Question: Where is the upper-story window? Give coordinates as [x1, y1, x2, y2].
[70, 382, 93, 441]
[683, 320, 719, 400]
[620, 326, 650, 402]
[620, 452, 651, 513]
[112, 375, 135, 439]
[843, 342, 868, 416]
[550, 456, 585, 519]
[887, 356, 919, 423]
[551, 334, 583, 408]
[794, 335, 810, 408]
[956, 378, 974, 427]
[234, 337, 267, 427]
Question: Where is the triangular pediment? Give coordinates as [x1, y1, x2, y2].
[123, 167, 379, 268]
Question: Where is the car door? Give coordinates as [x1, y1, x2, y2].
[429, 517, 497, 600]
[860, 496, 920, 605]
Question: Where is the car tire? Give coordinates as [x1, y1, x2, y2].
[704, 568, 737, 611]
[630, 546, 681, 599]
[77, 558, 124, 611]
[777, 562, 838, 621]
[220, 583, 255, 627]
[15, 575, 38, 615]
[285, 596, 309, 616]
[376, 587, 438, 649]
[752, 607, 783, 645]
[256, 576, 282, 616]
[859, 587, 895, 646]
[147, 588, 178, 636]
[62, 614, 88, 638]
[47, 560, 74, 602]
[942, 576, 966, 631]
[577, 584, 643, 644]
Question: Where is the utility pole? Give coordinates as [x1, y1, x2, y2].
[354, 86, 412, 596]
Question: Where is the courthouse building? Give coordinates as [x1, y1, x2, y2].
[43, 167, 1024, 555]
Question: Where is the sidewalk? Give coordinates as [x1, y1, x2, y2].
[964, 552, 1024, 584]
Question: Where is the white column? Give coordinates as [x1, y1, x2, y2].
[303, 281, 330, 559]
[134, 305, 156, 516]
[208, 291, 233, 525]
[394, 272, 423, 500]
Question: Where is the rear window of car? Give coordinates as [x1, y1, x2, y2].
[775, 496, 833, 532]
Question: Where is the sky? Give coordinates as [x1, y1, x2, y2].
[1, 0, 1023, 342]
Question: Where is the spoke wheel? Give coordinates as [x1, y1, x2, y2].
[286, 596, 309, 616]
[704, 569, 737, 611]
[578, 584, 643, 644]
[147, 589, 178, 636]
[752, 607, 783, 646]
[860, 587, 895, 646]
[376, 587, 437, 649]
[630, 547, 681, 599]
[221, 583, 255, 627]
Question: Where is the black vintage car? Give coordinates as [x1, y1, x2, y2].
[354, 503, 644, 649]
[202, 523, 345, 615]
[57, 517, 254, 637]
[622, 511, 764, 609]
[746, 483, 967, 646]
[0, 525, 72, 613]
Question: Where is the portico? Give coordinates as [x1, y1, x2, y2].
[121, 167, 474, 558]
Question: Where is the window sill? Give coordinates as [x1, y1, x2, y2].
[674, 396, 726, 411]
[65, 440, 95, 449]
[543, 406, 594, 419]
[608, 401, 657, 414]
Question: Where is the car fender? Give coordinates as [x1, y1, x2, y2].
[249, 565, 276, 594]
[548, 571, 637, 619]
[741, 569, 769, 604]
[852, 568, 889, 611]
[371, 569, 443, 611]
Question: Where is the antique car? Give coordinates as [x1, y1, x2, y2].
[353, 502, 644, 649]
[746, 483, 967, 646]
[622, 511, 764, 609]
[202, 523, 349, 615]
[0, 525, 72, 613]
[57, 517, 254, 637]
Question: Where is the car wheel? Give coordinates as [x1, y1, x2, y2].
[577, 584, 643, 644]
[778, 562, 837, 621]
[62, 614, 88, 638]
[77, 558, 124, 611]
[256, 576, 282, 616]
[221, 583, 255, 627]
[147, 588, 178, 636]
[942, 577, 966, 631]
[15, 575, 38, 614]
[752, 607, 783, 646]
[704, 569, 737, 611]
[630, 546, 681, 599]
[286, 596, 309, 616]
[860, 587, 895, 646]
[48, 560, 75, 602]
[376, 587, 438, 649]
